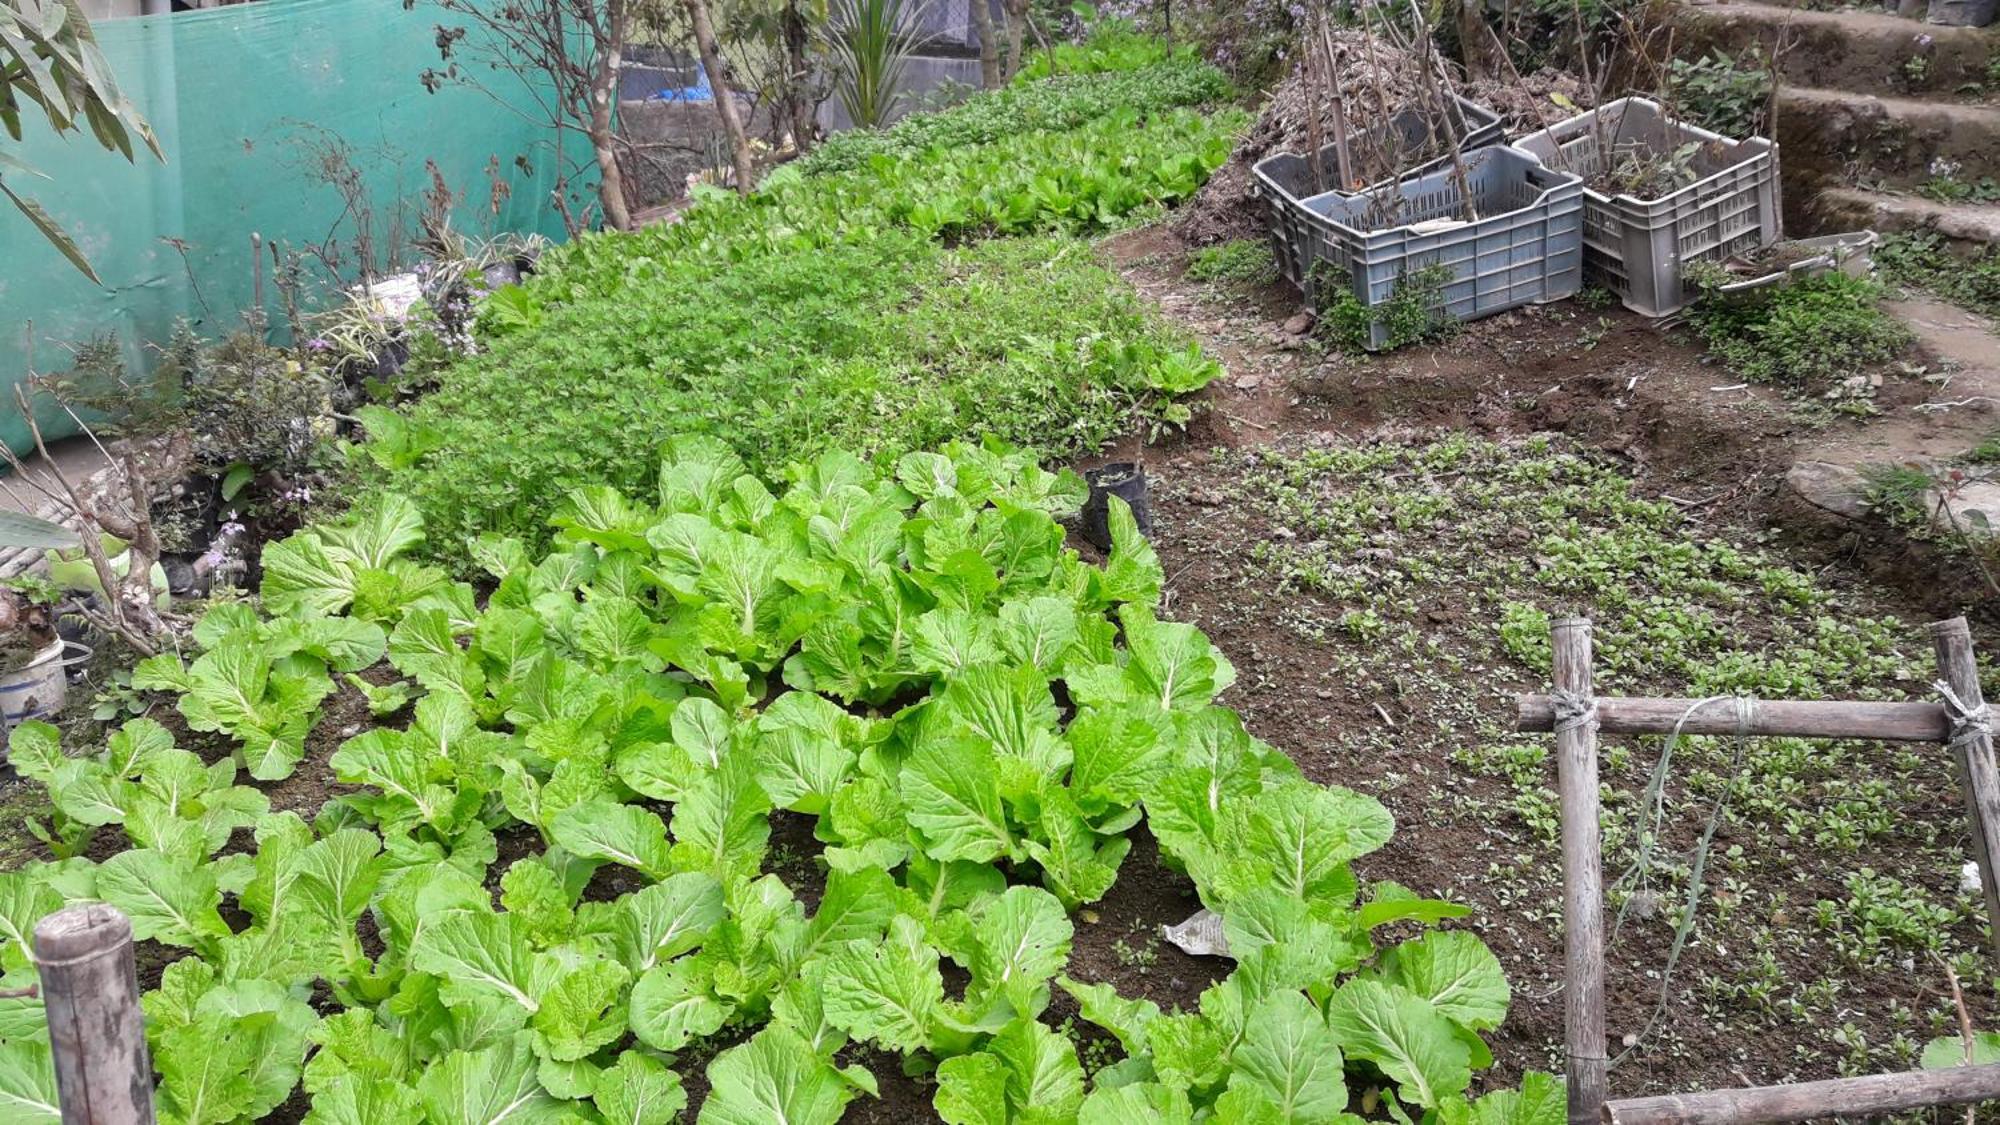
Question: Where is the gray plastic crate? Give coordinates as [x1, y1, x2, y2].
[1513, 96, 1780, 317]
[1252, 96, 1503, 203]
[1713, 230, 1877, 296]
[1278, 145, 1584, 351]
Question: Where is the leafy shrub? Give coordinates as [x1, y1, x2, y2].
[1185, 238, 1276, 285]
[0, 439, 1554, 1122]
[1315, 262, 1455, 353]
[1666, 49, 1772, 138]
[1686, 272, 1911, 387]
[371, 235, 1218, 560]
[798, 58, 1230, 176]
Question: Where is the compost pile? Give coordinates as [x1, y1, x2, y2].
[1464, 67, 1596, 134]
[1173, 27, 1429, 245]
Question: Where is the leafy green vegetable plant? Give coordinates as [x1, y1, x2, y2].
[0, 439, 1554, 1123]
[799, 58, 1229, 176]
[1013, 16, 1193, 83]
[367, 236, 1221, 563]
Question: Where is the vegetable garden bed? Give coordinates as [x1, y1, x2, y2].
[0, 440, 1560, 1122]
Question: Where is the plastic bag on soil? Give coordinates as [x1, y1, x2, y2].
[1162, 907, 1231, 958]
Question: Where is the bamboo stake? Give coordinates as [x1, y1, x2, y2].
[1300, 27, 1329, 195]
[35, 904, 155, 1125]
[1317, 22, 1355, 190]
[1932, 616, 2000, 965]
[1517, 696, 1951, 743]
[1603, 1062, 2000, 1124]
[1552, 617, 1607, 1125]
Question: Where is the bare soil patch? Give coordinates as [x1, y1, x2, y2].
[1092, 220, 2000, 1105]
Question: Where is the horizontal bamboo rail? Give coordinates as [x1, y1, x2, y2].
[1603, 1061, 2000, 1124]
[1516, 695, 1950, 743]
[1525, 615, 2000, 1125]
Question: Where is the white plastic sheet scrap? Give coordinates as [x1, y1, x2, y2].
[1162, 908, 1231, 958]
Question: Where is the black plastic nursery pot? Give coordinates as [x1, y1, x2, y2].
[372, 336, 412, 379]
[1081, 462, 1151, 551]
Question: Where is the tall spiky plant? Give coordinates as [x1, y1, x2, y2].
[828, 0, 930, 130]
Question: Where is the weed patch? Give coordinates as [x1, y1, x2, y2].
[1314, 261, 1454, 353]
[1685, 271, 1911, 388]
[1878, 231, 2000, 322]
[1185, 238, 1275, 286]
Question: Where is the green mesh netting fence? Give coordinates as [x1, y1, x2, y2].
[0, 0, 578, 455]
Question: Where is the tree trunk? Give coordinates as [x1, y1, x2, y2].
[781, 0, 816, 152]
[683, 0, 757, 195]
[1000, 0, 1029, 81]
[969, 0, 1001, 88]
[1457, 0, 1501, 83]
[588, 20, 635, 231]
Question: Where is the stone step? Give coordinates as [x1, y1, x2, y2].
[1777, 85, 2000, 190]
[1808, 184, 2000, 247]
[1676, 2, 1998, 98]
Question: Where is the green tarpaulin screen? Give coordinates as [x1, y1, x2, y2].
[0, 0, 576, 455]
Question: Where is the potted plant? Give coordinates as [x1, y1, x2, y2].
[0, 511, 79, 731]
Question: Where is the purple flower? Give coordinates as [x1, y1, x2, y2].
[307, 337, 332, 351]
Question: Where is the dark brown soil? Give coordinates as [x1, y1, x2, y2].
[1091, 220, 2000, 1106]
[1100, 221, 2000, 627]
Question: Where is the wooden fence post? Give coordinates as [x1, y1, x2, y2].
[34, 904, 155, 1125]
[1932, 616, 2000, 966]
[1552, 616, 1607, 1125]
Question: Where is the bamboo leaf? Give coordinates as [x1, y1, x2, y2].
[0, 510, 79, 551]
[0, 178, 96, 281]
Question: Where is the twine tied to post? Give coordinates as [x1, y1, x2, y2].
[1551, 687, 1598, 735]
[1937, 680, 1994, 747]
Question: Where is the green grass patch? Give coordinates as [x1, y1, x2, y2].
[1968, 430, 2000, 465]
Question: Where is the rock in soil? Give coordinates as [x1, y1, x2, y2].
[1785, 460, 1869, 520]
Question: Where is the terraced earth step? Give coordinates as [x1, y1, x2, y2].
[1676, 2, 1999, 98]
[1810, 184, 2000, 245]
[1778, 85, 2000, 189]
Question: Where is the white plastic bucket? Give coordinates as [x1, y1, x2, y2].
[0, 639, 84, 732]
